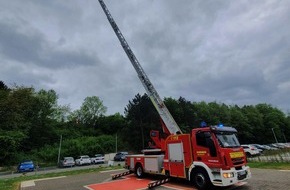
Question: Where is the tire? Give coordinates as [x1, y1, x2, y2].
[135, 164, 144, 178]
[192, 168, 212, 190]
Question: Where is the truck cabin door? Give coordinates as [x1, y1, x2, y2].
[195, 131, 219, 165]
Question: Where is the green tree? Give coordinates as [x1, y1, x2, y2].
[164, 97, 195, 133]
[70, 96, 107, 127]
[229, 105, 251, 143]
[0, 130, 26, 161]
[0, 86, 40, 163]
[192, 101, 211, 126]
[255, 104, 287, 143]
[96, 113, 126, 135]
[0, 81, 9, 91]
[284, 115, 290, 142]
[124, 93, 159, 151]
[36, 89, 71, 122]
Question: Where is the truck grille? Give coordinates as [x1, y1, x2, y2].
[232, 158, 244, 165]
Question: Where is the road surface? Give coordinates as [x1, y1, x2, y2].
[18, 168, 290, 190]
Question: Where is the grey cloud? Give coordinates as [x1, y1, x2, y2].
[0, 20, 97, 69]
[0, 0, 290, 115]
[0, 21, 43, 63]
[41, 49, 97, 68]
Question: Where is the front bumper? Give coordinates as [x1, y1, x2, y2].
[18, 167, 34, 172]
[211, 166, 251, 187]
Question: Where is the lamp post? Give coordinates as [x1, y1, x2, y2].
[271, 128, 278, 143]
[115, 133, 118, 153]
[57, 135, 62, 164]
[281, 130, 287, 143]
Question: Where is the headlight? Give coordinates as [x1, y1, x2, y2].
[223, 172, 234, 178]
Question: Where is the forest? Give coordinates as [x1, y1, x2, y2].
[1, 80, 289, 166]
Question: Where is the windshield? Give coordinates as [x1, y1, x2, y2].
[216, 133, 240, 148]
[22, 161, 33, 164]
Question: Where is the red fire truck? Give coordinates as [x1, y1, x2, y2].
[98, 0, 251, 189]
[126, 124, 250, 189]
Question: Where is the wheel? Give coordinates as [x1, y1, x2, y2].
[135, 164, 144, 178]
[192, 168, 212, 190]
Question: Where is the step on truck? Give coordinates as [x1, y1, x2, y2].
[98, 0, 251, 189]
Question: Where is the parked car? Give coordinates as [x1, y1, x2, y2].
[275, 143, 288, 149]
[91, 154, 105, 164]
[75, 155, 91, 166]
[267, 144, 280, 150]
[59, 157, 75, 167]
[17, 160, 35, 173]
[114, 152, 128, 161]
[241, 145, 260, 157]
[251, 144, 265, 151]
[259, 145, 272, 150]
[250, 144, 263, 153]
[281, 143, 290, 148]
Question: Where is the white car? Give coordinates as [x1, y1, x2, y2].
[90, 154, 105, 164]
[75, 155, 91, 166]
[241, 145, 260, 157]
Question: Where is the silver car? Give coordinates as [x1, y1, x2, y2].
[59, 157, 75, 167]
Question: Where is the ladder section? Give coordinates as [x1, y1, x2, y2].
[98, 0, 182, 134]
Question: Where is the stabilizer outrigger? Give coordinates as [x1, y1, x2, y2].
[148, 177, 171, 189]
[111, 170, 132, 180]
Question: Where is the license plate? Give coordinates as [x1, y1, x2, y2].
[238, 170, 246, 175]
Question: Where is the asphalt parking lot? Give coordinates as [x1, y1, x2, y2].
[19, 168, 290, 190]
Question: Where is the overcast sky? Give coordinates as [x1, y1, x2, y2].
[1, 0, 289, 115]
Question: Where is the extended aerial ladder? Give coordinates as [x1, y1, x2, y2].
[98, 0, 182, 135]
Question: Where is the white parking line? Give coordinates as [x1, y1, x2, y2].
[20, 176, 66, 188]
[21, 180, 35, 188]
[100, 169, 125, 173]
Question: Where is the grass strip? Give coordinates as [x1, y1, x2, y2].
[248, 161, 290, 170]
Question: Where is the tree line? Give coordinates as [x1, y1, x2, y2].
[0, 81, 289, 166]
